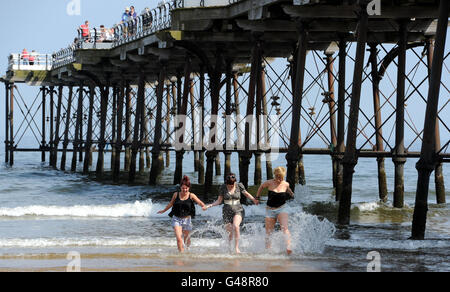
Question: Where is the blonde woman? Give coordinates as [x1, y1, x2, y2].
[256, 167, 295, 255]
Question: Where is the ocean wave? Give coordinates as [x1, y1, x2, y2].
[0, 200, 155, 218]
[327, 238, 450, 251]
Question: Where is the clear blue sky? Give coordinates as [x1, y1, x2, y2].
[0, 0, 449, 151]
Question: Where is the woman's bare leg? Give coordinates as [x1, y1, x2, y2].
[232, 215, 243, 253]
[174, 226, 185, 252]
[278, 213, 292, 255]
[183, 230, 191, 249]
[265, 217, 276, 249]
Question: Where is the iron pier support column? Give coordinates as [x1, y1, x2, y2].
[149, 65, 166, 185]
[71, 84, 83, 172]
[425, 38, 446, 205]
[96, 79, 110, 180]
[5, 82, 9, 164]
[411, 0, 448, 240]
[325, 53, 338, 191]
[336, 36, 347, 202]
[369, 44, 388, 202]
[83, 85, 95, 175]
[129, 72, 145, 183]
[337, 2, 369, 225]
[61, 86, 73, 171]
[198, 67, 206, 185]
[9, 83, 14, 166]
[393, 20, 408, 208]
[41, 86, 47, 163]
[51, 85, 63, 169]
[49, 86, 55, 167]
[286, 23, 308, 191]
[113, 80, 125, 182]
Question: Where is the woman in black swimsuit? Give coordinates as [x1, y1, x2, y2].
[206, 173, 259, 254]
[256, 167, 294, 255]
[158, 176, 207, 252]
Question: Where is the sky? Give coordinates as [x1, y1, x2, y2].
[0, 0, 449, 152]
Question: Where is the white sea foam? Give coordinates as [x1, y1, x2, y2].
[0, 200, 155, 218]
[327, 238, 450, 251]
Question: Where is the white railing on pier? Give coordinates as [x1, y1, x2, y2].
[41, 0, 247, 70]
[8, 53, 53, 71]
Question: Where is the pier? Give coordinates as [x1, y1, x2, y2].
[1, 0, 449, 240]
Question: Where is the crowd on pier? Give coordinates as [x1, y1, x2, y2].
[76, 5, 156, 45]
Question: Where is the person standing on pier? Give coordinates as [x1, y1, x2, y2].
[256, 167, 295, 255]
[158, 176, 208, 252]
[206, 173, 259, 254]
[21, 48, 29, 65]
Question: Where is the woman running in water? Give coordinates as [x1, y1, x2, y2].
[158, 176, 207, 252]
[205, 173, 259, 254]
[256, 167, 295, 255]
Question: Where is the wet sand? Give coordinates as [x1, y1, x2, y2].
[0, 252, 323, 272]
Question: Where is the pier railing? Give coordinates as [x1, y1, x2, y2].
[8, 53, 53, 71]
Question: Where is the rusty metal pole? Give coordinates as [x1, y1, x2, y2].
[198, 67, 206, 185]
[49, 86, 54, 167]
[337, 3, 368, 225]
[83, 85, 95, 175]
[233, 74, 244, 181]
[205, 52, 223, 194]
[425, 38, 446, 204]
[41, 86, 46, 162]
[124, 83, 132, 172]
[5, 83, 9, 164]
[224, 61, 233, 180]
[129, 72, 145, 183]
[149, 65, 166, 185]
[393, 20, 408, 209]
[289, 50, 306, 186]
[96, 80, 110, 179]
[369, 44, 388, 202]
[174, 57, 192, 185]
[261, 67, 273, 180]
[71, 84, 83, 172]
[241, 41, 261, 189]
[412, 0, 448, 239]
[190, 78, 199, 173]
[51, 85, 63, 169]
[165, 83, 172, 168]
[286, 24, 308, 191]
[9, 83, 14, 166]
[254, 52, 264, 186]
[61, 86, 73, 171]
[113, 80, 125, 182]
[335, 37, 347, 202]
[325, 53, 338, 190]
[110, 86, 118, 173]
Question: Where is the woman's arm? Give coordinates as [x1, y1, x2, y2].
[256, 181, 270, 199]
[190, 193, 207, 210]
[286, 182, 295, 198]
[206, 195, 223, 209]
[157, 193, 177, 214]
[243, 191, 259, 205]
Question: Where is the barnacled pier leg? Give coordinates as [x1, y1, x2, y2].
[411, 0, 448, 240]
[325, 53, 338, 191]
[337, 3, 368, 225]
[96, 80, 110, 180]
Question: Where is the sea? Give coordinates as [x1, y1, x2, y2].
[0, 142, 448, 272]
